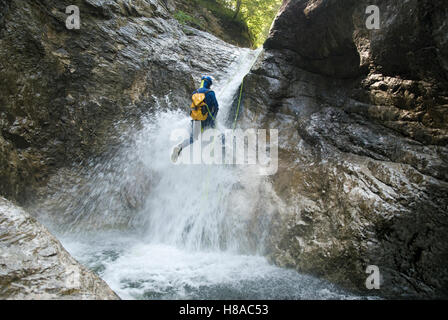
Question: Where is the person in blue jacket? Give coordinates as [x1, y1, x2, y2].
[195, 76, 219, 130]
[171, 76, 219, 162]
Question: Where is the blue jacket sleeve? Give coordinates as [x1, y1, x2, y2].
[208, 91, 219, 114]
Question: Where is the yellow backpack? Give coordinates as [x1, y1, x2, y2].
[190, 90, 210, 121]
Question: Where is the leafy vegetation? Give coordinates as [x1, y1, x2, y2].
[174, 10, 204, 29]
[176, 0, 282, 47]
[214, 0, 283, 47]
[192, 0, 248, 33]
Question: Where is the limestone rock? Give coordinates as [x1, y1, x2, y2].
[0, 197, 119, 299]
[0, 0, 242, 203]
[242, 0, 448, 298]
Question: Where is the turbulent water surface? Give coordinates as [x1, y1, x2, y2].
[37, 48, 370, 300]
[62, 232, 361, 300]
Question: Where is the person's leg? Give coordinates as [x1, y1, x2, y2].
[172, 120, 201, 162]
[192, 120, 201, 141]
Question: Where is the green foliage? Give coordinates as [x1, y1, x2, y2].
[175, 0, 281, 47]
[217, 0, 283, 47]
[191, 0, 247, 30]
[174, 10, 204, 29]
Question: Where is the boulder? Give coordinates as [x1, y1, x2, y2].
[0, 197, 119, 299]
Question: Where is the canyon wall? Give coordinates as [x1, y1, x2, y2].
[0, 0, 243, 299]
[241, 0, 448, 298]
[0, 0, 241, 203]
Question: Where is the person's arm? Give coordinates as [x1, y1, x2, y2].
[210, 91, 219, 116]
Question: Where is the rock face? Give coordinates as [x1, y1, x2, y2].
[0, 0, 242, 203]
[0, 0, 245, 299]
[0, 197, 119, 299]
[241, 0, 448, 298]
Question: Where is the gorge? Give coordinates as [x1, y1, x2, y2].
[0, 0, 447, 299]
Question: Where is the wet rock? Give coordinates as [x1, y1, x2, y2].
[242, 0, 448, 298]
[0, 0, 243, 203]
[0, 197, 119, 299]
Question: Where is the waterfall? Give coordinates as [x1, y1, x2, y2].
[32, 48, 362, 300]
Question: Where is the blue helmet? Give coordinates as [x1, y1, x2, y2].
[201, 76, 213, 88]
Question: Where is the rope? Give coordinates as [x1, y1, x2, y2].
[201, 77, 245, 216]
[232, 77, 245, 131]
[205, 104, 216, 121]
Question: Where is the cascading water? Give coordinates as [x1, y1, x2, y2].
[34, 48, 366, 300]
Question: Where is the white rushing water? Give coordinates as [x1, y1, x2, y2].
[39, 48, 365, 300]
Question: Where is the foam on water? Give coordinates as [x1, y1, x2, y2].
[61, 232, 363, 300]
[41, 48, 370, 300]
